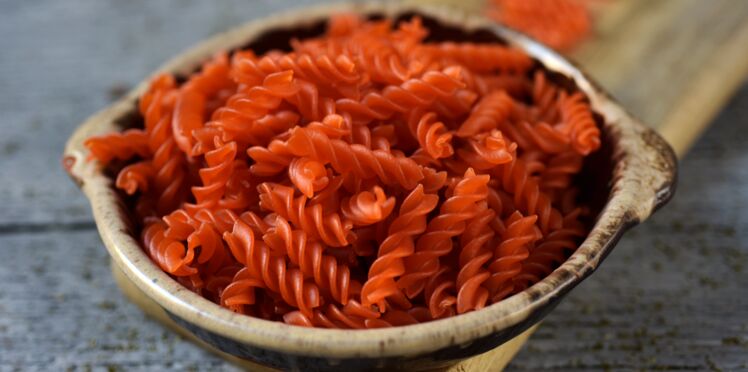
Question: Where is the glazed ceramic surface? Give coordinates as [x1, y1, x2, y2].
[63, 2, 677, 371]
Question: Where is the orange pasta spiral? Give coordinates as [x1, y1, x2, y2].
[418, 42, 534, 74]
[191, 141, 237, 206]
[558, 92, 601, 155]
[84, 129, 150, 164]
[207, 70, 300, 145]
[361, 185, 439, 311]
[335, 67, 465, 123]
[141, 76, 189, 216]
[234, 53, 358, 86]
[224, 219, 321, 317]
[456, 206, 496, 313]
[457, 90, 515, 138]
[485, 212, 540, 301]
[286, 127, 429, 190]
[513, 209, 585, 292]
[258, 182, 354, 247]
[81, 14, 602, 328]
[115, 161, 154, 195]
[263, 215, 356, 304]
[399, 169, 489, 298]
[407, 110, 454, 159]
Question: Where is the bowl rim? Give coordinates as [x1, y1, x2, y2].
[63, 1, 677, 359]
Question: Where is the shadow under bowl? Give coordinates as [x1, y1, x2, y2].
[63, 2, 677, 371]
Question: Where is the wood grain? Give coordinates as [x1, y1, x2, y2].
[574, 0, 748, 155]
[1, 0, 747, 371]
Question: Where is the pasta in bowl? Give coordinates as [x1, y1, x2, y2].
[63, 2, 676, 371]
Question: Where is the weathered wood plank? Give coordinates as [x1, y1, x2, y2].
[2, 1, 748, 370]
[0, 230, 239, 371]
[573, 0, 748, 156]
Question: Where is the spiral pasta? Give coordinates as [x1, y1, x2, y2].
[286, 127, 429, 190]
[399, 168, 489, 299]
[257, 182, 354, 247]
[456, 206, 496, 313]
[263, 215, 356, 304]
[487, 0, 592, 52]
[224, 219, 321, 317]
[558, 92, 601, 155]
[361, 185, 439, 312]
[82, 14, 601, 328]
[335, 67, 465, 124]
[486, 211, 540, 301]
[84, 129, 150, 164]
[418, 42, 534, 74]
[407, 110, 454, 159]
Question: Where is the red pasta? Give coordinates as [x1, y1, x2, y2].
[84, 129, 150, 164]
[407, 110, 454, 159]
[487, 0, 593, 52]
[361, 185, 439, 312]
[456, 206, 496, 313]
[82, 14, 602, 328]
[398, 168, 489, 301]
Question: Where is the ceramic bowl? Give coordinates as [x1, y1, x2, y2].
[63, 2, 677, 371]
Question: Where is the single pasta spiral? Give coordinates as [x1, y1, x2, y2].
[457, 90, 515, 138]
[485, 211, 540, 301]
[208, 70, 300, 142]
[84, 129, 150, 164]
[191, 141, 237, 206]
[456, 206, 496, 313]
[232, 52, 362, 99]
[263, 215, 357, 304]
[558, 92, 601, 155]
[115, 161, 154, 195]
[513, 209, 585, 292]
[361, 185, 439, 311]
[286, 127, 428, 190]
[258, 182, 354, 247]
[398, 169, 489, 298]
[418, 42, 534, 74]
[407, 110, 454, 159]
[335, 67, 465, 123]
[490, 150, 564, 234]
[141, 79, 189, 216]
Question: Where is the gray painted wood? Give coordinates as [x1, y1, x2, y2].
[0, 230, 238, 371]
[1, 1, 747, 371]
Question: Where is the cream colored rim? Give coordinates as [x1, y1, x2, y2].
[63, 1, 676, 359]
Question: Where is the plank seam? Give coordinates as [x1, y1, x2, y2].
[0, 221, 97, 235]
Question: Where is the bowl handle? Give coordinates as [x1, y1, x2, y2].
[620, 123, 678, 224]
[62, 94, 140, 189]
[646, 128, 678, 213]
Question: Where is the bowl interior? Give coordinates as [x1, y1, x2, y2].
[106, 12, 614, 235]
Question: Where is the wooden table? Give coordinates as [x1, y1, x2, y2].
[1, 1, 747, 370]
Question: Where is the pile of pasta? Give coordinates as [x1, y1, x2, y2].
[487, 0, 592, 51]
[85, 14, 601, 328]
